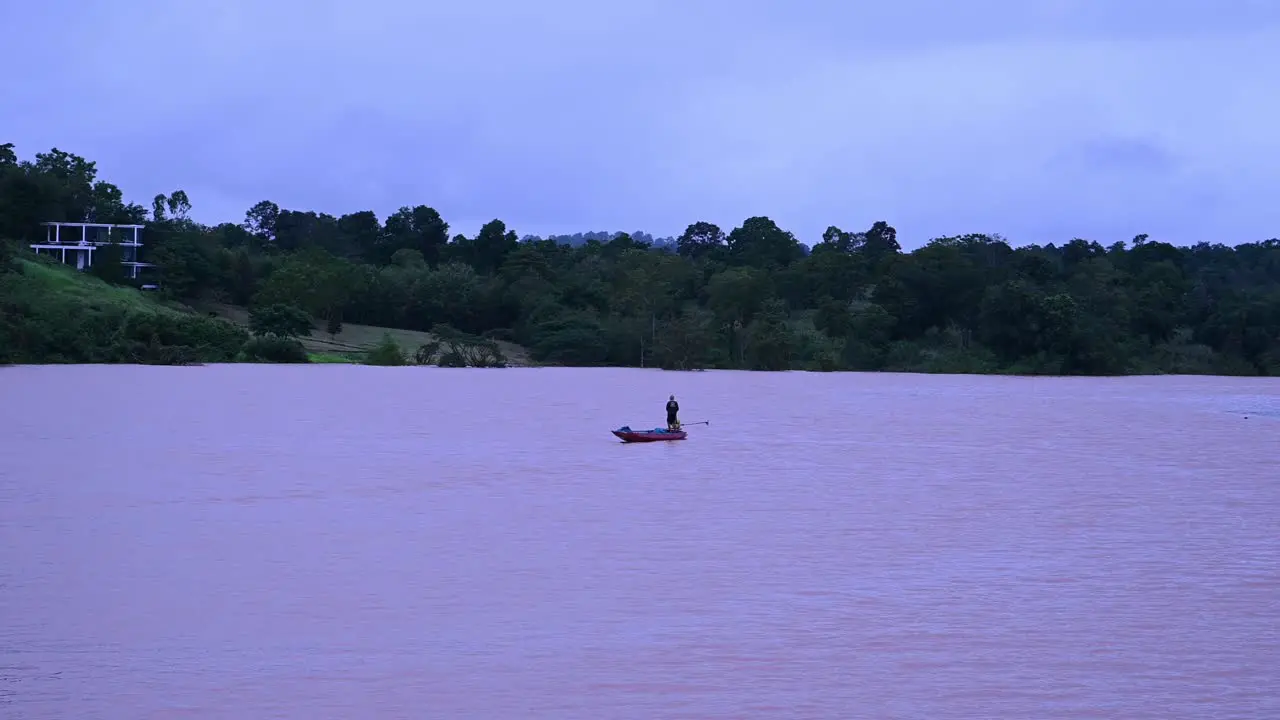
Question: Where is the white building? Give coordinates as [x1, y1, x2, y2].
[29, 222, 156, 280]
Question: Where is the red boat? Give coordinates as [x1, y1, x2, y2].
[612, 426, 687, 443]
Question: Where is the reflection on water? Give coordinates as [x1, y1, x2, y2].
[2, 366, 1278, 719]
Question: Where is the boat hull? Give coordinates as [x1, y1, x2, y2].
[612, 427, 687, 443]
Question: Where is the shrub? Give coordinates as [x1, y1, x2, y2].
[238, 336, 309, 363]
[413, 341, 442, 365]
[364, 334, 406, 366]
[248, 303, 313, 339]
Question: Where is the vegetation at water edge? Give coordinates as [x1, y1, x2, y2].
[2, 142, 1278, 374]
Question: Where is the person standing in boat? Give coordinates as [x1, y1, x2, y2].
[666, 395, 680, 431]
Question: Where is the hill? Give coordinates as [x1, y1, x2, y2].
[4, 143, 1279, 375]
[0, 252, 533, 366]
[0, 254, 248, 364]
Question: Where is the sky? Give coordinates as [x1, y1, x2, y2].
[6, 0, 1280, 248]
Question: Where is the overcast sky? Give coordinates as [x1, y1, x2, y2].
[6, 0, 1279, 247]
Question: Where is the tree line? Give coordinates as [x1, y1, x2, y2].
[3, 142, 1279, 373]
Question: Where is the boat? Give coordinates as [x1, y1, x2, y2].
[612, 425, 687, 443]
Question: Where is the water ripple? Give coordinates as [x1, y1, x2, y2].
[1, 366, 1278, 719]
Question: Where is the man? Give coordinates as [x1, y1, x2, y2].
[666, 394, 680, 431]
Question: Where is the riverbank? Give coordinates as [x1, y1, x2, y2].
[1, 251, 1269, 375]
[0, 255, 533, 366]
[0, 257, 246, 364]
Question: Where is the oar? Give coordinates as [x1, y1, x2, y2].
[682, 421, 710, 426]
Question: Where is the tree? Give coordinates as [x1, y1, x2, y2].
[227, 248, 257, 305]
[336, 210, 381, 258]
[860, 221, 901, 267]
[0, 238, 15, 274]
[816, 225, 858, 254]
[676, 221, 726, 259]
[243, 200, 280, 244]
[3, 140, 1279, 375]
[727, 216, 804, 268]
[431, 324, 507, 367]
[32, 148, 97, 221]
[252, 248, 354, 329]
[654, 306, 718, 369]
[249, 304, 313, 339]
[706, 266, 773, 366]
[469, 219, 519, 274]
[274, 210, 343, 254]
[148, 229, 215, 299]
[166, 191, 192, 221]
[382, 205, 449, 266]
[613, 248, 690, 366]
[89, 182, 146, 224]
[89, 241, 128, 286]
[365, 334, 406, 365]
[150, 191, 191, 223]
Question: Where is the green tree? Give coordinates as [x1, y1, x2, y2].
[728, 216, 804, 268]
[365, 334, 407, 365]
[249, 304, 313, 339]
[469, 219, 519, 274]
[253, 248, 354, 329]
[4, 141, 1279, 376]
[0, 238, 15, 274]
[744, 298, 794, 370]
[676, 221, 726, 259]
[381, 205, 449, 266]
[706, 266, 773, 366]
[243, 200, 280, 244]
[612, 248, 689, 366]
[89, 241, 128, 285]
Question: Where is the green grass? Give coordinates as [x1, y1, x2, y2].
[1, 260, 532, 367]
[12, 260, 165, 311]
[10, 258, 184, 315]
[206, 302, 532, 366]
[1, 255, 250, 365]
[307, 352, 357, 364]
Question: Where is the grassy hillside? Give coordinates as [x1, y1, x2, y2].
[1, 251, 532, 366]
[0, 255, 248, 364]
[204, 302, 533, 366]
[8, 258, 184, 313]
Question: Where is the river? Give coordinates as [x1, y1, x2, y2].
[1, 365, 1277, 718]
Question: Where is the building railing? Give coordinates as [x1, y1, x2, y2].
[39, 222, 144, 247]
[32, 239, 143, 247]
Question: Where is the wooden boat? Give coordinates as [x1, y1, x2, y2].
[611, 425, 687, 443]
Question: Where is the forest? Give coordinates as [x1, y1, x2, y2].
[2, 142, 1279, 374]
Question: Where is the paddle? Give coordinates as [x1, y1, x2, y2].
[681, 421, 710, 426]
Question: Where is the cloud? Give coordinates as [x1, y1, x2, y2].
[663, 21, 1280, 244]
[5, 0, 1279, 246]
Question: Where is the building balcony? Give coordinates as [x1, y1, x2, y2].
[40, 221, 145, 247]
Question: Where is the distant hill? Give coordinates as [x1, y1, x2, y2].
[521, 230, 677, 251]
